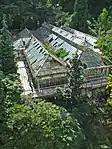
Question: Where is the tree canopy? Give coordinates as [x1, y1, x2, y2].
[6, 102, 84, 149]
[0, 0, 111, 31]
[88, 8, 112, 62]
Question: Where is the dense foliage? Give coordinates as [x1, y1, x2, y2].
[0, 16, 21, 148]
[55, 48, 68, 58]
[88, 8, 112, 62]
[56, 53, 112, 148]
[0, 1, 112, 149]
[56, 53, 84, 110]
[0, 0, 111, 32]
[5, 102, 84, 149]
[106, 75, 112, 106]
[0, 15, 16, 75]
[0, 17, 83, 149]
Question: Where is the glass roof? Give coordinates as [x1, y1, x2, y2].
[62, 27, 97, 46]
[24, 37, 49, 74]
[14, 27, 104, 70]
[39, 29, 78, 59]
[13, 38, 31, 49]
[42, 23, 98, 51]
[80, 49, 104, 67]
[37, 25, 104, 67]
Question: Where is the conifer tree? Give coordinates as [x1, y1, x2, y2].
[0, 15, 16, 75]
[56, 53, 84, 109]
[70, 0, 89, 32]
[0, 16, 21, 148]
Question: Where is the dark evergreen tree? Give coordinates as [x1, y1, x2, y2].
[56, 53, 84, 109]
[0, 0, 111, 31]
[70, 0, 90, 32]
[0, 15, 21, 149]
[0, 71, 6, 148]
[0, 15, 16, 75]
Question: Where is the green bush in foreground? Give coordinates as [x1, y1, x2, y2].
[6, 101, 84, 149]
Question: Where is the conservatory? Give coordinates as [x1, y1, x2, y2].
[14, 25, 111, 98]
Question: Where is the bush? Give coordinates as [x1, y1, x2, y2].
[7, 101, 84, 149]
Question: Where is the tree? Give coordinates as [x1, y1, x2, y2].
[55, 51, 112, 148]
[6, 101, 84, 149]
[56, 53, 84, 109]
[2, 74, 22, 107]
[106, 74, 112, 106]
[96, 29, 112, 61]
[70, 0, 90, 32]
[0, 0, 111, 31]
[0, 15, 16, 75]
[54, 6, 72, 27]
[0, 71, 6, 148]
[0, 15, 21, 108]
[88, 8, 112, 36]
[72, 102, 112, 149]
[0, 73, 22, 149]
[88, 8, 112, 62]
[0, 15, 21, 148]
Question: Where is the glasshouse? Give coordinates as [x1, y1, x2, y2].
[14, 24, 111, 98]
